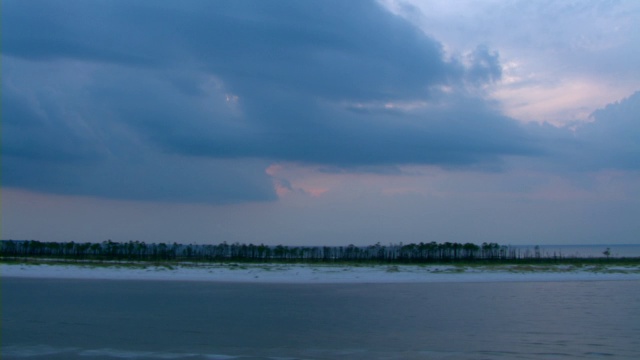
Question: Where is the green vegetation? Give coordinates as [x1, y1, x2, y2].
[1, 240, 638, 268]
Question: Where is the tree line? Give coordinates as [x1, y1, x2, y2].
[0, 239, 574, 263]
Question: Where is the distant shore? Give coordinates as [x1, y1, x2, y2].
[6, 240, 638, 265]
[3, 260, 640, 283]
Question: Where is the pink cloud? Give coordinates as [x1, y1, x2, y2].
[274, 183, 291, 197]
[265, 164, 284, 176]
[303, 187, 329, 197]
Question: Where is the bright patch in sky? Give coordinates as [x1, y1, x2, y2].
[382, 0, 640, 123]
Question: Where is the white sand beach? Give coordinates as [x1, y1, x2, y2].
[2, 262, 640, 283]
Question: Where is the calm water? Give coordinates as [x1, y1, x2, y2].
[2, 278, 640, 359]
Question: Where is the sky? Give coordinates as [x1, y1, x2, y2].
[2, 0, 640, 246]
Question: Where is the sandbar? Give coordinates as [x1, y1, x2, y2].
[2, 262, 640, 283]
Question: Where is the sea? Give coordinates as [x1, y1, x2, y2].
[2, 277, 640, 359]
[512, 244, 640, 258]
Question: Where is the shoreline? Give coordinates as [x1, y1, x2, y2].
[3, 261, 640, 284]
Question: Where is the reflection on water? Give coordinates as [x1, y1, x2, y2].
[3, 279, 640, 359]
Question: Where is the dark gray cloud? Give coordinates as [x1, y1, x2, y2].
[572, 91, 640, 170]
[4, 154, 276, 204]
[466, 46, 502, 85]
[524, 91, 640, 172]
[4, 0, 460, 100]
[2, 0, 571, 203]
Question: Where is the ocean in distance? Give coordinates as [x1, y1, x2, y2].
[512, 244, 640, 258]
[3, 278, 640, 359]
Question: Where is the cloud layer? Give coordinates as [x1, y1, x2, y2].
[3, 0, 638, 204]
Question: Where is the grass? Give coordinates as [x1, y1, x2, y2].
[2, 256, 640, 275]
[386, 265, 400, 272]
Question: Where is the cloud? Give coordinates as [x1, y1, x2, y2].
[385, 0, 640, 123]
[4, 0, 453, 98]
[465, 45, 502, 85]
[2, 0, 570, 204]
[523, 91, 640, 172]
[572, 91, 640, 170]
[2, 59, 276, 203]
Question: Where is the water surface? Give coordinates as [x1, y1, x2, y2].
[3, 278, 639, 359]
